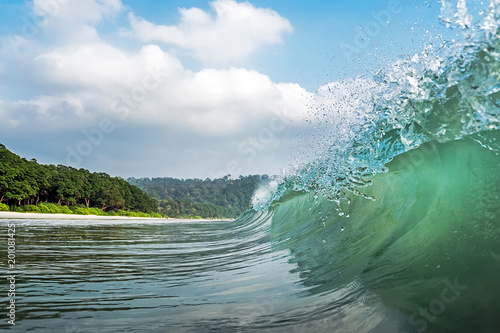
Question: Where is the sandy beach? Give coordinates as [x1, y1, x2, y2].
[0, 211, 228, 222]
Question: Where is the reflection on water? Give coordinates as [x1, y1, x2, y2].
[0, 218, 387, 333]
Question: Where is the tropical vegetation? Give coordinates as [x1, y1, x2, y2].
[128, 175, 268, 218]
[0, 143, 266, 219]
[0, 143, 157, 215]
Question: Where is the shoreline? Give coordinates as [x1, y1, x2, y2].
[0, 211, 232, 222]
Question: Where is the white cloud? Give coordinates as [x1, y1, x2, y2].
[5, 34, 312, 137]
[125, 0, 293, 64]
[33, 43, 184, 93]
[26, 0, 123, 45]
[32, 0, 122, 26]
[137, 67, 313, 135]
[0, 0, 314, 177]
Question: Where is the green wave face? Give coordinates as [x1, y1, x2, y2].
[240, 3, 500, 332]
[263, 133, 500, 332]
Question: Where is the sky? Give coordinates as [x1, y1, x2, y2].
[0, 0, 459, 179]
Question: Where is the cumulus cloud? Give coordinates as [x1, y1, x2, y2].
[124, 0, 293, 64]
[15, 43, 313, 135]
[137, 67, 313, 135]
[0, 0, 315, 177]
[23, 0, 123, 44]
[31, 0, 122, 26]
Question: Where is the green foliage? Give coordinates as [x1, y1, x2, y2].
[72, 207, 88, 215]
[0, 143, 265, 220]
[0, 202, 9, 211]
[32, 203, 72, 214]
[89, 207, 104, 216]
[58, 205, 73, 214]
[0, 143, 157, 216]
[25, 205, 41, 213]
[128, 175, 268, 219]
[38, 203, 57, 214]
[114, 209, 152, 218]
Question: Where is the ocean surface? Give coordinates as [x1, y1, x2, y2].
[0, 148, 499, 333]
[2, 1, 500, 332]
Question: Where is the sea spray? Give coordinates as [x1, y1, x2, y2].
[252, 0, 500, 212]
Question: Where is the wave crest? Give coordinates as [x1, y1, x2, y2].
[253, 0, 500, 210]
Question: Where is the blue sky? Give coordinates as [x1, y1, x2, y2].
[0, 0, 465, 178]
[0, 0, 453, 89]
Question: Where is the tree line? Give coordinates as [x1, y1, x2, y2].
[0, 143, 267, 219]
[0, 143, 156, 213]
[128, 175, 268, 218]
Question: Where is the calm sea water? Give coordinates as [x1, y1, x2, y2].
[0, 218, 391, 333]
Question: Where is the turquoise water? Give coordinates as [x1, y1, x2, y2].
[266, 135, 500, 332]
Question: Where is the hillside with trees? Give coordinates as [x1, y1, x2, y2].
[0, 143, 267, 219]
[0, 143, 156, 214]
[128, 175, 268, 218]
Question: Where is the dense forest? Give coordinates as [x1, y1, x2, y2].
[128, 175, 268, 218]
[0, 143, 267, 219]
[0, 143, 156, 214]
